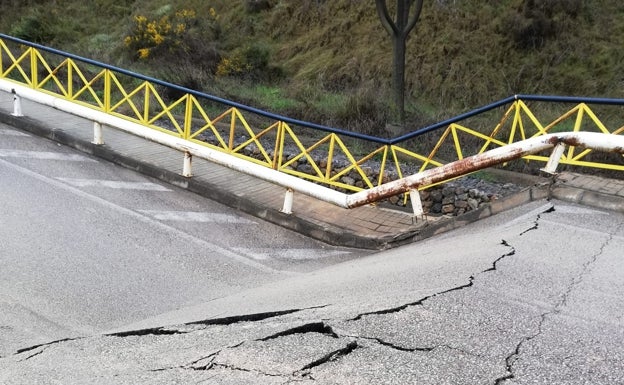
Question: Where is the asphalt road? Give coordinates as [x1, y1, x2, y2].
[1, 122, 623, 384]
[0, 122, 362, 350]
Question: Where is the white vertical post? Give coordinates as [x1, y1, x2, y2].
[92, 121, 104, 145]
[182, 151, 192, 177]
[409, 189, 424, 219]
[11, 89, 23, 117]
[281, 188, 294, 214]
[542, 142, 566, 174]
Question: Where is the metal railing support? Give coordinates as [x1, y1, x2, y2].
[409, 189, 424, 218]
[541, 142, 566, 174]
[92, 121, 104, 145]
[182, 151, 192, 177]
[281, 188, 294, 214]
[11, 89, 23, 117]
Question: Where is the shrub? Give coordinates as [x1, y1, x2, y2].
[246, 0, 273, 13]
[216, 43, 272, 80]
[499, 0, 585, 50]
[336, 84, 390, 136]
[10, 14, 54, 43]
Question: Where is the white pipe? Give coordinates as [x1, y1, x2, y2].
[0, 80, 349, 207]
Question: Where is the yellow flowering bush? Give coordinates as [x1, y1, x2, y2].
[216, 53, 253, 77]
[124, 8, 217, 60]
[216, 44, 270, 78]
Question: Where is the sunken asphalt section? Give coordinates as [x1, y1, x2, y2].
[2, 200, 623, 384]
[1, 90, 623, 249]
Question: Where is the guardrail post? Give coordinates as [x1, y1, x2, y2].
[409, 189, 424, 219]
[541, 142, 566, 174]
[182, 151, 192, 177]
[281, 188, 294, 214]
[11, 89, 23, 117]
[92, 122, 104, 145]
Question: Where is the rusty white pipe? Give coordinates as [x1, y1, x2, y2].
[346, 132, 624, 208]
[0, 81, 348, 207]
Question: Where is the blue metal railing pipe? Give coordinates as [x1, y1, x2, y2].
[517, 94, 624, 106]
[389, 96, 517, 145]
[0, 33, 390, 144]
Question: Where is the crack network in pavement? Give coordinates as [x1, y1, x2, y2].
[349, 241, 517, 322]
[13, 337, 82, 356]
[150, 327, 359, 380]
[519, 206, 555, 236]
[493, 206, 617, 385]
[298, 341, 359, 372]
[10, 205, 577, 383]
[108, 305, 328, 338]
[349, 205, 556, 322]
[257, 322, 339, 341]
[11, 306, 328, 362]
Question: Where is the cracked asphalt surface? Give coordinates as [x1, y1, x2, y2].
[2, 198, 623, 384]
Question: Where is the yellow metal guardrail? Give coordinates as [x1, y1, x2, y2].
[1, 35, 623, 200]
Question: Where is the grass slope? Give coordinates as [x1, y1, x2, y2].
[2, 0, 624, 135]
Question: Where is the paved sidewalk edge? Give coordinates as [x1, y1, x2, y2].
[3, 111, 616, 250]
[551, 184, 624, 214]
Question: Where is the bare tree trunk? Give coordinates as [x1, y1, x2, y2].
[376, 0, 424, 126]
[393, 31, 407, 124]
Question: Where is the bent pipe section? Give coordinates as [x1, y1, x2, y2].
[2, 80, 623, 211]
[347, 132, 624, 208]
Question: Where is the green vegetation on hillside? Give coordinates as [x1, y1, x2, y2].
[2, 0, 624, 137]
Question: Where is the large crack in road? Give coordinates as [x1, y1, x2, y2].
[132, 206, 554, 381]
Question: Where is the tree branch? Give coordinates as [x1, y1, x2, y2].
[405, 0, 424, 36]
[375, 0, 398, 36]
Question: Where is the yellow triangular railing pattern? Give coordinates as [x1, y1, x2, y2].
[1, 37, 623, 195]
